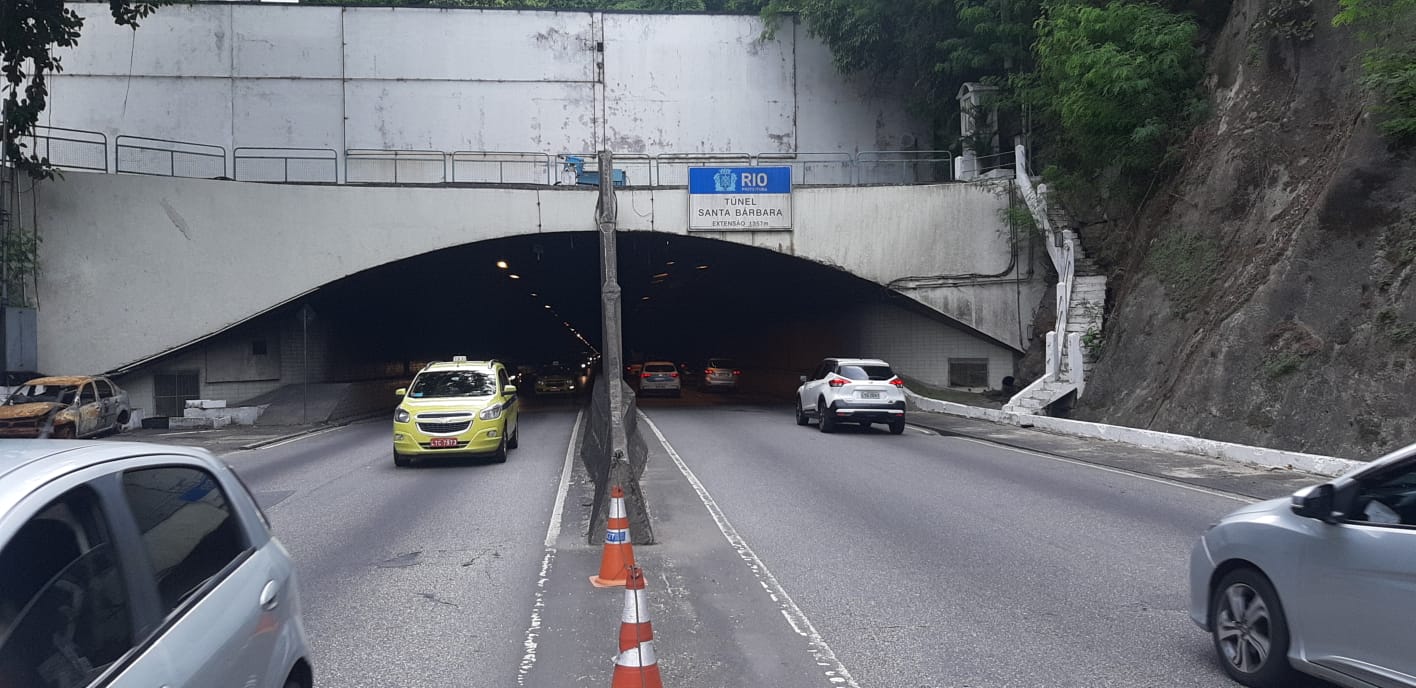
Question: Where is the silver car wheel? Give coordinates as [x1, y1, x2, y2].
[1216, 582, 1271, 674]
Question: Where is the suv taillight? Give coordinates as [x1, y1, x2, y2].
[890, 378, 905, 388]
[670, 372, 679, 378]
[732, 369, 742, 375]
[642, 372, 652, 378]
[828, 378, 849, 387]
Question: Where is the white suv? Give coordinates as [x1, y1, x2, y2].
[796, 358, 907, 434]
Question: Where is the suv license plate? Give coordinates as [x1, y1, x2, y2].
[860, 391, 882, 399]
[430, 438, 459, 448]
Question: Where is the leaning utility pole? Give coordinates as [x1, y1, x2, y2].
[596, 150, 628, 455]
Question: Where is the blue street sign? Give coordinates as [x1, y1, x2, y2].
[688, 166, 792, 195]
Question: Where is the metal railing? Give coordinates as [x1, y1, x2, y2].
[651, 152, 753, 187]
[451, 151, 554, 185]
[754, 152, 855, 186]
[856, 150, 954, 185]
[27, 126, 108, 172]
[345, 149, 446, 184]
[234, 147, 338, 183]
[21, 125, 967, 188]
[115, 135, 227, 179]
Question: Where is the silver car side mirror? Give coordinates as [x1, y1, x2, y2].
[1291, 483, 1337, 523]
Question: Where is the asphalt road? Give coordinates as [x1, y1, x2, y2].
[220, 391, 1313, 687]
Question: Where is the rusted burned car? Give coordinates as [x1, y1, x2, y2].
[0, 375, 131, 438]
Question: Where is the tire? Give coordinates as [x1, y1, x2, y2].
[795, 399, 809, 426]
[1210, 568, 1298, 688]
[492, 436, 508, 463]
[508, 422, 520, 450]
[817, 400, 835, 433]
[393, 452, 411, 468]
[889, 419, 906, 435]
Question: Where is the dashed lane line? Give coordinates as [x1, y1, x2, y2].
[641, 410, 862, 688]
[517, 409, 583, 686]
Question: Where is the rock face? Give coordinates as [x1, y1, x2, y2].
[1075, 0, 1416, 458]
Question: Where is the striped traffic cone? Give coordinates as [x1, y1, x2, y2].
[611, 565, 663, 688]
[591, 485, 637, 588]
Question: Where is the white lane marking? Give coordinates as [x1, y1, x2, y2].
[641, 411, 862, 688]
[949, 436, 1257, 504]
[905, 424, 937, 436]
[545, 409, 583, 548]
[252, 425, 347, 450]
[158, 430, 212, 437]
[518, 409, 583, 686]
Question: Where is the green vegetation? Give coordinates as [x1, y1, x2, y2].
[1, 1, 160, 179]
[1376, 309, 1416, 343]
[1146, 232, 1220, 316]
[1262, 351, 1304, 378]
[1252, 0, 1316, 43]
[0, 227, 39, 308]
[1333, 0, 1416, 142]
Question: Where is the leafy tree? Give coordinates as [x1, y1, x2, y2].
[1, 0, 159, 178]
[1333, 0, 1416, 143]
[1024, 0, 1204, 186]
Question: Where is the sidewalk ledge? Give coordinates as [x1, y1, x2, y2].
[906, 389, 1361, 478]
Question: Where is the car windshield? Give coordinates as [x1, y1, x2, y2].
[408, 371, 495, 398]
[541, 367, 571, 377]
[838, 365, 894, 381]
[645, 364, 676, 372]
[708, 359, 736, 369]
[6, 384, 79, 405]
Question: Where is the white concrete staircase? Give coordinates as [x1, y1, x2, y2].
[1002, 145, 1107, 415]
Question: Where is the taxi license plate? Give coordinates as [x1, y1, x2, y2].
[430, 438, 459, 448]
[860, 391, 882, 399]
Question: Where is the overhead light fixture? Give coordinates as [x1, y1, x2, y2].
[641, 296, 651, 301]
[509, 274, 521, 279]
[696, 264, 710, 270]
[666, 261, 676, 266]
[544, 305, 551, 309]
[496, 260, 509, 269]
[530, 292, 538, 297]
[652, 272, 670, 279]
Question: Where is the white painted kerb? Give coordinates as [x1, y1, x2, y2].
[906, 389, 1361, 478]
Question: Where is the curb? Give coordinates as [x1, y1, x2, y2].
[905, 389, 1362, 478]
[238, 410, 389, 450]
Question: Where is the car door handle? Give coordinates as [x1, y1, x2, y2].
[259, 581, 280, 611]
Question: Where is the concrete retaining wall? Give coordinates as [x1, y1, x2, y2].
[34, 172, 1035, 374]
[906, 389, 1362, 478]
[580, 377, 653, 545]
[48, 4, 922, 167]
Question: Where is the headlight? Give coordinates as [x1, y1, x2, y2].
[479, 404, 503, 421]
[395, 408, 410, 423]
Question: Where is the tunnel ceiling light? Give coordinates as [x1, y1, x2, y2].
[666, 261, 676, 266]
[652, 272, 670, 279]
[530, 292, 538, 297]
[641, 296, 651, 301]
[696, 264, 710, 270]
[544, 304, 552, 309]
[509, 274, 521, 279]
[496, 260, 509, 269]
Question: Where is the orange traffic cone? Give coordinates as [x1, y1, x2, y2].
[591, 485, 637, 588]
[611, 565, 663, 688]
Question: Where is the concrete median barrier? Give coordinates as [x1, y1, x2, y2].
[581, 378, 654, 545]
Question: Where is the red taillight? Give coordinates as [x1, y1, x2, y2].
[890, 378, 905, 388]
[641, 372, 651, 378]
[704, 369, 712, 375]
[670, 372, 679, 378]
[828, 378, 849, 387]
[732, 370, 742, 376]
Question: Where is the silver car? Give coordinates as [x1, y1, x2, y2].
[638, 361, 682, 397]
[1189, 442, 1416, 688]
[0, 441, 312, 688]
